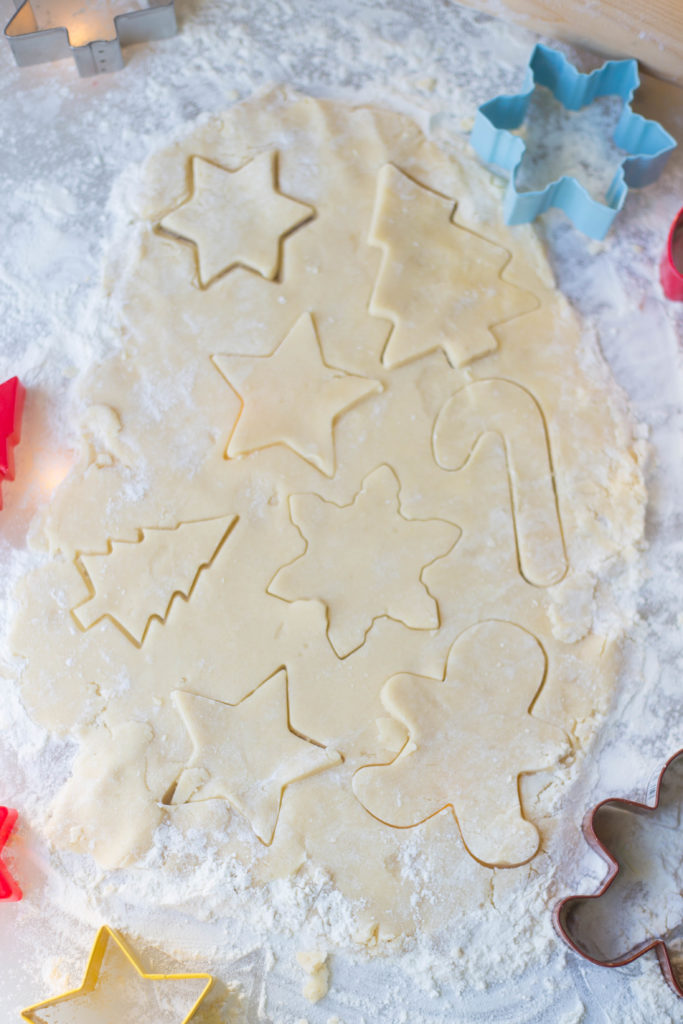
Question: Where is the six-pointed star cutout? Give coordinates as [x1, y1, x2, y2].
[21, 926, 213, 1024]
[159, 151, 314, 287]
[213, 313, 382, 476]
[172, 669, 341, 844]
[353, 620, 568, 867]
[369, 164, 538, 368]
[270, 464, 459, 657]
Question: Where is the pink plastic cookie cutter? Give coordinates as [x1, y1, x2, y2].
[660, 207, 683, 301]
[0, 807, 22, 902]
[0, 376, 25, 510]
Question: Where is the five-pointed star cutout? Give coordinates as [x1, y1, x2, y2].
[21, 926, 213, 1024]
[270, 464, 459, 657]
[171, 670, 341, 845]
[0, 806, 21, 902]
[213, 313, 381, 476]
[353, 620, 568, 867]
[368, 164, 538, 368]
[159, 151, 314, 287]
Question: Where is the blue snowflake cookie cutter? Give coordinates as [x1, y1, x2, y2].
[470, 43, 677, 239]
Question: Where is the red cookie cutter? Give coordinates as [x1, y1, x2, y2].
[660, 207, 683, 301]
[0, 807, 22, 901]
[554, 749, 683, 997]
[0, 376, 25, 510]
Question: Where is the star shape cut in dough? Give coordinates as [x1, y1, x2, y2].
[270, 464, 459, 657]
[159, 151, 314, 287]
[369, 164, 538, 368]
[353, 620, 568, 867]
[21, 926, 213, 1024]
[172, 670, 341, 845]
[213, 313, 382, 476]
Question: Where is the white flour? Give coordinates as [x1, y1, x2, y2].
[0, 2, 682, 1022]
[515, 86, 627, 200]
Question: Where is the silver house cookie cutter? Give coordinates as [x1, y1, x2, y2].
[4, 0, 177, 76]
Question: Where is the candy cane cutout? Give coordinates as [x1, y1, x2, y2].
[433, 379, 567, 587]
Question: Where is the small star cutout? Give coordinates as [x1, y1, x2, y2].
[213, 313, 382, 476]
[270, 464, 459, 657]
[159, 151, 314, 287]
[22, 926, 213, 1024]
[172, 670, 341, 845]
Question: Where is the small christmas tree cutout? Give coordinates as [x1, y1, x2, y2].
[72, 514, 237, 646]
[368, 165, 538, 368]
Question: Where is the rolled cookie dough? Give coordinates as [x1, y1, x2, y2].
[11, 89, 645, 939]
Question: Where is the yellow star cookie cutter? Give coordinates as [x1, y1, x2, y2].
[22, 925, 214, 1024]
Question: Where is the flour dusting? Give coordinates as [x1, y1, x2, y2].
[0, 2, 682, 1022]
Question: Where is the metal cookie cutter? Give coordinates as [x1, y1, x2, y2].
[4, 0, 177, 77]
[554, 749, 683, 997]
[0, 807, 22, 902]
[470, 44, 677, 239]
[661, 207, 683, 301]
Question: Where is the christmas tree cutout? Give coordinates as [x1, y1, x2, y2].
[369, 165, 538, 368]
[72, 515, 237, 646]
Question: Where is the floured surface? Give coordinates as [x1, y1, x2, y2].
[0, 1, 681, 1021]
[515, 86, 627, 201]
[10, 91, 645, 940]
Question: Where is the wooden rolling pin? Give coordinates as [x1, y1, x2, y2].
[456, 0, 683, 86]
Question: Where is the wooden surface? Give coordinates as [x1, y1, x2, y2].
[456, 0, 683, 86]
[634, 72, 683, 147]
